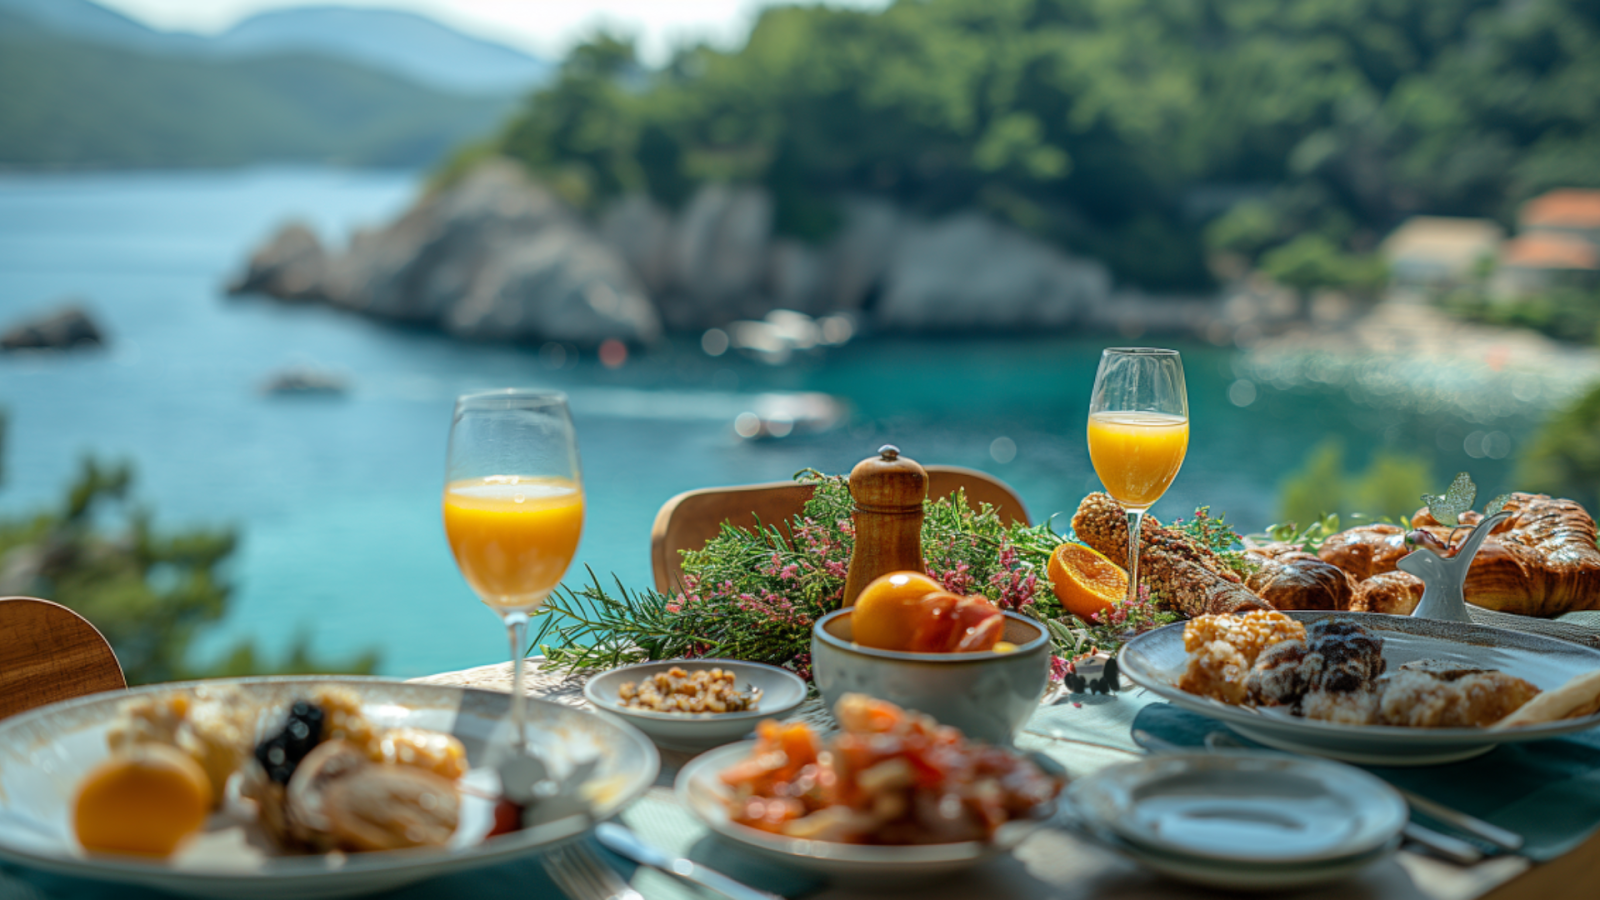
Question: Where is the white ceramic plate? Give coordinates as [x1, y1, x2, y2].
[676, 741, 1050, 883]
[1119, 611, 1600, 765]
[0, 676, 659, 899]
[583, 659, 806, 751]
[1068, 752, 1407, 865]
[1080, 822, 1400, 892]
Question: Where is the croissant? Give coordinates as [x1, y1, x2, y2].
[1317, 524, 1409, 580]
[1411, 493, 1600, 617]
[1071, 493, 1269, 618]
[1349, 570, 1424, 615]
[1245, 544, 1354, 611]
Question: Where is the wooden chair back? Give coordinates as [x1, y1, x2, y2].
[0, 597, 126, 720]
[650, 465, 1030, 594]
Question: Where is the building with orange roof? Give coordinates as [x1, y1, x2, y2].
[1494, 228, 1600, 296]
[1521, 189, 1600, 238]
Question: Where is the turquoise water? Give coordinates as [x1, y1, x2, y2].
[0, 169, 1531, 678]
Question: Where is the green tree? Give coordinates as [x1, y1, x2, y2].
[1279, 437, 1432, 526]
[1518, 383, 1600, 513]
[0, 426, 378, 683]
[470, 0, 1600, 292]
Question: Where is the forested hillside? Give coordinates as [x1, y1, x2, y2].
[0, 25, 517, 168]
[482, 0, 1600, 290]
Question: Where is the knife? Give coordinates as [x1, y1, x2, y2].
[594, 822, 785, 900]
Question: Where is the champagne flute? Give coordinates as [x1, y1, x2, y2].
[443, 389, 584, 753]
[1087, 348, 1189, 607]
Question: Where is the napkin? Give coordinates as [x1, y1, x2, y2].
[1131, 702, 1600, 862]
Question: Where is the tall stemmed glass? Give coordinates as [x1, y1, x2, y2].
[443, 389, 584, 753]
[1087, 349, 1189, 607]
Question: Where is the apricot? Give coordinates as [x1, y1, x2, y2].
[853, 571, 1004, 653]
[74, 743, 211, 857]
[907, 592, 1005, 653]
[852, 571, 944, 651]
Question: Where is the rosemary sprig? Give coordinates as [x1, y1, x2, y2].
[527, 469, 1231, 678]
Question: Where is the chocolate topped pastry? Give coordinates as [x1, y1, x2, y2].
[1298, 619, 1386, 725]
[1303, 618, 1386, 693]
[1246, 638, 1310, 709]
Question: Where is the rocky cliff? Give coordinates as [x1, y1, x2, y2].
[230, 159, 1120, 345]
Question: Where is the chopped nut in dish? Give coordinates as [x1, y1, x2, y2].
[616, 666, 760, 714]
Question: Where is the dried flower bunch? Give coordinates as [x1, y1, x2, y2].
[532, 471, 1239, 681]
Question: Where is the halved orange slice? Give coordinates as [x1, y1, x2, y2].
[1047, 542, 1128, 623]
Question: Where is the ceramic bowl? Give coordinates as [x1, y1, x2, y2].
[810, 609, 1050, 744]
[583, 659, 807, 751]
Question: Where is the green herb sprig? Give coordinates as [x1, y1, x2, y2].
[529, 471, 1234, 677]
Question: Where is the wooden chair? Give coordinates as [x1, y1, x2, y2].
[650, 466, 1030, 594]
[0, 596, 126, 720]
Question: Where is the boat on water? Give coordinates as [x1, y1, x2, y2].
[261, 367, 348, 396]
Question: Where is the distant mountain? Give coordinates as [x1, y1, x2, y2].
[0, 0, 550, 94]
[0, 0, 201, 54]
[0, 32, 518, 168]
[213, 7, 551, 95]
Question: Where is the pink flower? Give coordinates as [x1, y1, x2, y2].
[1049, 655, 1070, 682]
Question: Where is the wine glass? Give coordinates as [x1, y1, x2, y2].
[443, 389, 584, 753]
[1087, 348, 1189, 607]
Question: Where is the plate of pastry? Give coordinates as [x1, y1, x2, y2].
[0, 677, 659, 898]
[1119, 610, 1600, 765]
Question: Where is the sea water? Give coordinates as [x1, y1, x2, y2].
[0, 168, 1527, 678]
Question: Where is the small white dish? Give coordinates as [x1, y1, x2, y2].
[584, 659, 806, 751]
[1068, 751, 1407, 866]
[676, 741, 1049, 883]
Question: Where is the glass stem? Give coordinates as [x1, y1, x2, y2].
[505, 610, 530, 754]
[1125, 508, 1145, 606]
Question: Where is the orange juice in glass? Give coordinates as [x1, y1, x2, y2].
[443, 390, 582, 754]
[1087, 349, 1189, 606]
[1086, 412, 1189, 511]
[443, 475, 585, 610]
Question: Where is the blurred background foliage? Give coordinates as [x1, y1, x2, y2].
[462, 0, 1600, 291]
[1276, 437, 1433, 528]
[1518, 383, 1600, 513]
[0, 413, 378, 684]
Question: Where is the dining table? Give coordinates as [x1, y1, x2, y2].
[5, 650, 1599, 900]
[407, 653, 1600, 900]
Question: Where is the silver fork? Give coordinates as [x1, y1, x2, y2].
[542, 841, 644, 900]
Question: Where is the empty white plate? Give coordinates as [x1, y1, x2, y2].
[1068, 751, 1407, 866]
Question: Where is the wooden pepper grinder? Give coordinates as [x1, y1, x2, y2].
[840, 445, 928, 607]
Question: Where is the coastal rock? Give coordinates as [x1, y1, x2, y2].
[1, 303, 106, 351]
[655, 184, 776, 329]
[229, 159, 1183, 342]
[819, 198, 903, 313]
[231, 160, 660, 346]
[597, 194, 674, 296]
[446, 228, 661, 344]
[874, 214, 1111, 331]
[228, 223, 326, 300]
